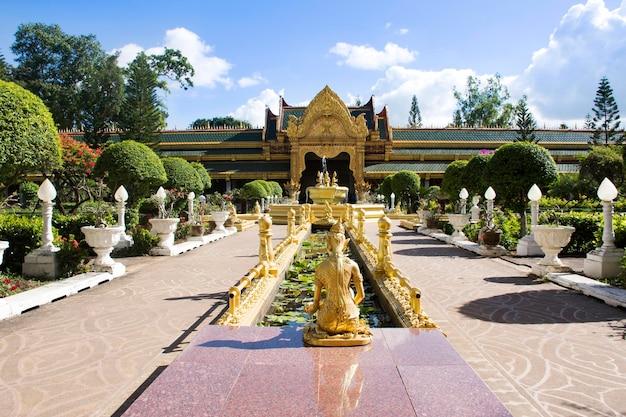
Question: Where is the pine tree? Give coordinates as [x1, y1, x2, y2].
[408, 95, 422, 127]
[590, 76, 622, 145]
[0, 50, 10, 81]
[514, 95, 538, 143]
[584, 113, 594, 130]
[118, 52, 166, 149]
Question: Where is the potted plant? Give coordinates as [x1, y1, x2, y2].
[208, 192, 232, 233]
[149, 187, 183, 250]
[446, 198, 470, 243]
[479, 209, 502, 247]
[531, 206, 575, 276]
[80, 178, 124, 273]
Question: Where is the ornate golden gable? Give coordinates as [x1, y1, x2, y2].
[285, 85, 369, 140]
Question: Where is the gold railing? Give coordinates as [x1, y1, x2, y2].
[219, 209, 309, 325]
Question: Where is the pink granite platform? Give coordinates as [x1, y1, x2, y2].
[122, 325, 511, 417]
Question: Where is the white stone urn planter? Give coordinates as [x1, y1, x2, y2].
[81, 226, 125, 275]
[149, 218, 180, 251]
[446, 214, 470, 243]
[531, 225, 575, 276]
[210, 211, 230, 233]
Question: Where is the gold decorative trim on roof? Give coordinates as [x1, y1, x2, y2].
[285, 85, 369, 140]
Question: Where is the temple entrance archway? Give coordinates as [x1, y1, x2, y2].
[299, 152, 353, 203]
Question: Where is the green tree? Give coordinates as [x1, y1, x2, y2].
[0, 49, 11, 81]
[190, 162, 211, 192]
[162, 157, 203, 193]
[11, 23, 110, 130]
[590, 76, 622, 145]
[408, 95, 422, 127]
[461, 153, 492, 198]
[78, 54, 124, 148]
[119, 49, 194, 148]
[118, 52, 166, 148]
[483, 142, 558, 235]
[240, 180, 269, 201]
[452, 73, 513, 128]
[267, 181, 283, 197]
[190, 116, 251, 129]
[441, 160, 468, 203]
[514, 95, 538, 143]
[378, 175, 394, 206]
[584, 113, 594, 129]
[578, 146, 623, 187]
[391, 170, 421, 212]
[0, 80, 61, 192]
[93, 140, 166, 206]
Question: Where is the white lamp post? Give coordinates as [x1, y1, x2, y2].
[584, 177, 623, 278]
[459, 188, 469, 214]
[114, 186, 132, 247]
[22, 179, 61, 278]
[484, 186, 496, 230]
[187, 191, 196, 224]
[516, 184, 544, 256]
[38, 179, 57, 251]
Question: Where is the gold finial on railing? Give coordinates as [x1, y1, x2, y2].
[376, 215, 392, 278]
[356, 209, 366, 243]
[258, 214, 276, 277]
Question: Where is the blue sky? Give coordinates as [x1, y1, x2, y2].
[2, 0, 625, 129]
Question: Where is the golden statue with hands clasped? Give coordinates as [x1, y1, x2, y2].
[303, 222, 372, 346]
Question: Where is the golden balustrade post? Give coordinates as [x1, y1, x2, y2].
[287, 208, 296, 241]
[345, 204, 354, 230]
[377, 215, 392, 278]
[258, 214, 277, 277]
[299, 205, 306, 229]
[356, 209, 366, 243]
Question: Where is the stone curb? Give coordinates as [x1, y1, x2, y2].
[0, 231, 237, 322]
[422, 229, 626, 310]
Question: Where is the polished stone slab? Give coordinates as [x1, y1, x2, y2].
[123, 326, 511, 417]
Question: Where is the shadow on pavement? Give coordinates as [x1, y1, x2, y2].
[458, 289, 626, 325]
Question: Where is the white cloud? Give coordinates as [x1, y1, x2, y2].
[329, 42, 416, 70]
[112, 27, 233, 89]
[231, 88, 283, 127]
[514, 0, 626, 126]
[237, 72, 268, 88]
[372, 66, 478, 127]
[396, 28, 409, 35]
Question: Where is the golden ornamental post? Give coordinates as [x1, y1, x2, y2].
[377, 215, 392, 278]
[287, 208, 296, 241]
[258, 214, 276, 277]
[356, 209, 366, 244]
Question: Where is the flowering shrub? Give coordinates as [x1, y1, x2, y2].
[1, 276, 19, 297]
[55, 235, 90, 278]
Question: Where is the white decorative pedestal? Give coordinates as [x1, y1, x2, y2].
[81, 226, 125, 276]
[531, 225, 575, 276]
[149, 218, 180, 256]
[516, 234, 544, 256]
[211, 211, 230, 234]
[446, 214, 470, 243]
[584, 247, 623, 279]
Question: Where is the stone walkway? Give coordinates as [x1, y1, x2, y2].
[0, 221, 624, 416]
[365, 223, 626, 417]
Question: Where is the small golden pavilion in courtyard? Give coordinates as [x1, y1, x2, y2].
[72, 85, 591, 198]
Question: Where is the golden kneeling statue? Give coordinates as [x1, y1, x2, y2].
[303, 222, 372, 346]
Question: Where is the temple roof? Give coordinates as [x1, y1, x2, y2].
[391, 129, 591, 144]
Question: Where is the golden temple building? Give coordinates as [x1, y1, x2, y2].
[73, 86, 591, 198]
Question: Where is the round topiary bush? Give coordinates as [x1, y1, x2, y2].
[162, 157, 204, 193]
[94, 140, 166, 206]
[0, 80, 61, 191]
